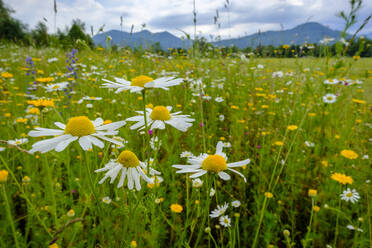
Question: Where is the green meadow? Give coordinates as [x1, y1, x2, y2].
[0, 44, 371, 248]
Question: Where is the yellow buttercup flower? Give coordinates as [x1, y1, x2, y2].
[341, 150, 358, 159]
[0, 170, 9, 183]
[170, 203, 183, 213]
[287, 125, 298, 131]
[331, 173, 353, 185]
[265, 192, 273, 198]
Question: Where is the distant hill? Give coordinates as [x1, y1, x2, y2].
[93, 22, 351, 49]
[93, 29, 192, 49]
[213, 22, 349, 48]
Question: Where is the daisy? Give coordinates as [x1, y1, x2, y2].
[102, 196, 112, 204]
[219, 215, 231, 227]
[323, 79, 339, 85]
[28, 116, 126, 153]
[101, 75, 183, 93]
[323, 93, 337, 104]
[126, 106, 194, 132]
[44, 82, 69, 92]
[305, 141, 315, 147]
[210, 202, 229, 218]
[180, 151, 194, 158]
[192, 178, 203, 188]
[231, 200, 241, 208]
[77, 96, 103, 104]
[7, 138, 28, 145]
[340, 188, 360, 203]
[346, 225, 363, 232]
[172, 141, 250, 182]
[95, 150, 160, 191]
[215, 97, 224, 102]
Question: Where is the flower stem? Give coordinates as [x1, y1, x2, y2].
[303, 198, 314, 248]
[2, 185, 20, 248]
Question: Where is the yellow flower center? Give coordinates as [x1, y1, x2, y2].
[117, 150, 140, 168]
[65, 116, 95, 136]
[201, 155, 227, 172]
[150, 106, 171, 120]
[131, 75, 153, 87]
[346, 193, 353, 197]
[327, 96, 333, 100]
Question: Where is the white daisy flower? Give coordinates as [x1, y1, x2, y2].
[192, 178, 203, 188]
[102, 196, 112, 204]
[231, 200, 241, 208]
[305, 141, 315, 147]
[180, 151, 194, 158]
[101, 75, 183, 93]
[210, 187, 216, 197]
[346, 224, 363, 232]
[172, 141, 250, 182]
[323, 93, 337, 104]
[210, 202, 229, 218]
[340, 188, 360, 203]
[7, 138, 28, 145]
[219, 215, 231, 227]
[95, 150, 160, 191]
[77, 96, 102, 104]
[219, 114, 225, 121]
[126, 106, 194, 132]
[0, 147, 5, 152]
[215, 97, 224, 102]
[324, 79, 339, 85]
[44, 82, 69, 92]
[28, 116, 126, 153]
[150, 136, 162, 150]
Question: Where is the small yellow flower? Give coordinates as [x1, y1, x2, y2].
[308, 189, 317, 197]
[341, 150, 358, 159]
[103, 119, 112, 125]
[352, 98, 366, 104]
[265, 192, 273, 198]
[331, 173, 353, 185]
[130, 240, 137, 247]
[313, 206, 320, 212]
[321, 160, 329, 167]
[170, 203, 183, 213]
[287, 125, 298, 131]
[274, 141, 284, 146]
[1, 72, 13, 78]
[0, 170, 9, 183]
[67, 209, 75, 217]
[22, 176, 31, 183]
[49, 243, 59, 248]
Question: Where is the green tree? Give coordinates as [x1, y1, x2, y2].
[0, 0, 27, 43]
[31, 21, 49, 47]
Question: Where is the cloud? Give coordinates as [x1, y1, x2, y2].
[4, 0, 372, 38]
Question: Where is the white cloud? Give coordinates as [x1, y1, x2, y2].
[4, 0, 372, 38]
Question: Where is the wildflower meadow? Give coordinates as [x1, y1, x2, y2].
[0, 44, 371, 247]
[0, 0, 371, 247]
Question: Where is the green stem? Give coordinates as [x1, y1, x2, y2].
[2, 185, 20, 248]
[303, 198, 314, 248]
[252, 196, 268, 248]
[0, 155, 52, 237]
[333, 186, 343, 247]
[141, 90, 151, 174]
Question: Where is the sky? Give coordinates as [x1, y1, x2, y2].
[4, 0, 372, 39]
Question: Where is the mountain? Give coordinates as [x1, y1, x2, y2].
[93, 22, 349, 49]
[213, 22, 348, 48]
[93, 29, 192, 49]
